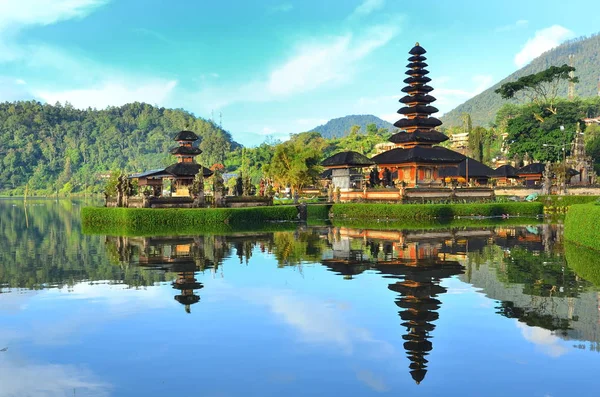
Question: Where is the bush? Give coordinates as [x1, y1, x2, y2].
[306, 204, 331, 220]
[564, 204, 600, 251]
[82, 206, 298, 235]
[537, 195, 600, 208]
[330, 202, 543, 221]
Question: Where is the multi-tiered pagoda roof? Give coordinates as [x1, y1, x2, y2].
[372, 43, 464, 166]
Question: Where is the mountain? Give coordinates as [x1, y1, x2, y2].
[442, 33, 600, 128]
[0, 101, 239, 194]
[310, 114, 395, 139]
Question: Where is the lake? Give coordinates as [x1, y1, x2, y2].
[1, 199, 600, 396]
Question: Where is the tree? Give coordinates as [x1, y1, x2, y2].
[264, 135, 323, 193]
[495, 64, 579, 115]
[468, 126, 485, 162]
[462, 113, 472, 135]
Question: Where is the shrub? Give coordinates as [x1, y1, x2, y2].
[306, 204, 331, 220]
[564, 204, 600, 251]
[82, 206, 298, 236]
[329, 202, 543, 221]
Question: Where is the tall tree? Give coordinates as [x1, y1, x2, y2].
[495, 64, 579, 115]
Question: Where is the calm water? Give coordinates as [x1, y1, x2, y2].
[1, 199, 600, 396]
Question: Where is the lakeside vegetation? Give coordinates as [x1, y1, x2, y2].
[564, 203, 600, 251]
[329, 202, 543, 221]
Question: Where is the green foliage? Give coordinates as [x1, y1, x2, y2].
[501, 99, 597, 162]
[309, 114, 394, 139]
[306, 204, 331, 220]
[263, 132, 324, 191]
[0, 101, 238, 194]
[330, 202, 543, 221]
[564, 203, 600, 250]
[495, 64, 578, 114]
[469, 126, 485, 162]
[586, 133, 600, 174]
[81, 206, 299, 235]
[443, 33, 600, 127]
[565, 241, 600, 287]
[538, 195, 600, 208]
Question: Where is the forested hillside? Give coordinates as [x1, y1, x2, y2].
[0, 101, 238, 194]
[310, 114, 395, 138]
[442, 33, 600, 127]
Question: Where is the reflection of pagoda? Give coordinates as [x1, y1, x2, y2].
[321, 227, 464, 383]
[172, 271, 203, 313]
[389, 263, 462, 384]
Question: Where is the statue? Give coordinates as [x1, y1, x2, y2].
[243, 174, 252, 196]
[542, 161, 552, 195]
[259, 179, 266, 197]
[116, 173, 124, 207]
[212, 168, 225, 207]
[189, 171, 205, 208]
[235, 174, 244, 196]
[327, 183, 334, 203]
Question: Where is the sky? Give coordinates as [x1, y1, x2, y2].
[1, 0, 599, 146]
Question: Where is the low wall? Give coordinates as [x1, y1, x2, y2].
[339, 187, 494, 203]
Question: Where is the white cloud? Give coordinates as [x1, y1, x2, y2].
[0, 0, 108, 31]
[0, 355, 109, 397]
[514, 25, 574, 68]
[15, 78, 26, 85]
[495, 19, 528, 33]
[34, 80, 178, 109]
[195, 17, 402, 111]
[516, 321, 569, 358]
[349, 0, 385, 19]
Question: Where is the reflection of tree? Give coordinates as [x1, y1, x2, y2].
[499, 248, 583, 298]
[0, 199, 167, 290]
[270, 231, 326, 267]
[496, 301, 571, 335]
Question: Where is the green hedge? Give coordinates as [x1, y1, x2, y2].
[565, 241, 600, 287]
[82, 206, 298, 236]
[538, 195, 600, 207]
[330, 202, 543, 221]
[564, 204, 600, 251]
[307, 204, 331, 220]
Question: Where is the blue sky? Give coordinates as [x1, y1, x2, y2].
[1, 0, 599, 146]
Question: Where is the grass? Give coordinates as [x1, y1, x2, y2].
[330, 202, 543, 221]
[564, 203, 600, 251]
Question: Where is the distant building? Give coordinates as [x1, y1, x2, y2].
[449, 132, 469, 153]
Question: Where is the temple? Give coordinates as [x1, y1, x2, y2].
[164, 130, 213, 197]
[566, 125, 597, 185]
[371, 43, 465, 187]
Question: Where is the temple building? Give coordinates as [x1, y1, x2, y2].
[491, 164, 520, 186]
[371, 43, 465, 187]
[320, 151, 374, 189]
[566, 127, 596, 185]
[129, 130, 213, 198]
[165, 130, 214, 197]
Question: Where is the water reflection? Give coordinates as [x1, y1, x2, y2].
[3, 199, 600, 393]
